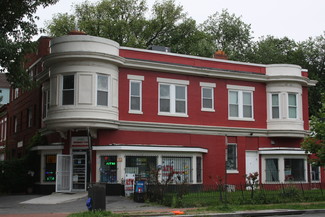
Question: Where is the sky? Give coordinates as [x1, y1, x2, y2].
[35, 0, 325, 42]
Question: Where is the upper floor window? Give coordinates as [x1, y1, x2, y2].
[97, 75, 109, 106]
[288, 93, 297, 119]
[200, 82, 215, 112]
[13, 116, 18, 133]
[128, 75, 144, 114]
[226, 143, 237, 172]
[157, 78, 189, 117]
[62, 75, 74, 105]
[42, 90, 50, 119]
[14, 88, 19, 99]
[271, 93, 280, 119]
[227, 85, 255, 120]
[27, 107, 33, 127]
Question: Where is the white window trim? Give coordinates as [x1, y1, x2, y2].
[270, 93, 281, 119]
[226, 143, 238, 173]
[96, 74, 110, 106]
[157, 78, 189, 117]
[287, 92, 298, 119]
[227, 85, 255, 121]
[310, 164, 321, 183]
[128, 75, 144, 114]
[61, 74, 75, 106]
[200, 82, 216, 112]
[262, 154, 308, 184]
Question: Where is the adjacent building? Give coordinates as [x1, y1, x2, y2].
[3, 33, 320, 194]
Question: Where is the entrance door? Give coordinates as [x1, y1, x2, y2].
[56, 154, 72, 192]
[72, 153, 87, 191]
[245, 151, 259, 175]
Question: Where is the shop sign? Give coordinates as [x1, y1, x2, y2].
[124, 173, 135, 197]
[71, 137, 88, 148]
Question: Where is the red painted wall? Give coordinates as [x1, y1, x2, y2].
[119, 68, 267, 129]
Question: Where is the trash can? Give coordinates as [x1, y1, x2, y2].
[134, 181, 146, 202]
[87, 183, 106, 211]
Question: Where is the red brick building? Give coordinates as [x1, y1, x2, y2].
[3, 34, 320, 194]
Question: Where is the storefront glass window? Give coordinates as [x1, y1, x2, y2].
[284, 159, 305, 181]
[125, 156, 156, 181]
[100, 156, 117, 183]
[162, 157, 192, 183]
[45, 155, 56, 182]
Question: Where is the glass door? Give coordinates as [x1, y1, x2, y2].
[72, 153, 87, 191]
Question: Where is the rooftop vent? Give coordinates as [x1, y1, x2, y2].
[148, 45, 171, 52]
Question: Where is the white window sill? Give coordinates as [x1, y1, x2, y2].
[158, 112, 188, 118]
[228, 117, 255, 121]
[129, 110, 143, 115]
[201, 108, 215, 112]
[227, 170, 239, 174]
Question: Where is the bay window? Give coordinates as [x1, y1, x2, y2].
[271, 93, 280, 119]
[97, 74, 109, 106]
[288, 93, 297, 119]
[62, 75, 74, 105]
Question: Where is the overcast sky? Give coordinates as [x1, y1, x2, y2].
[35, 0, 325, 42]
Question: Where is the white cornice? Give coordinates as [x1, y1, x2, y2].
[92, 145, 208, 153]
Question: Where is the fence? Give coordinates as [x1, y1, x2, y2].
[146, 182, 325, 207]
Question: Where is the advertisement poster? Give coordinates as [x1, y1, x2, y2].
[124, 173, 135, 197]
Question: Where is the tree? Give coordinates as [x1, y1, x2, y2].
[46, 0, 214, 57]
[201, 9, 253, 60]
[0, 0, 59, 88]
[302, 93, 325, 166]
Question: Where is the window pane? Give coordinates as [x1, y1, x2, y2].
[284, 159, 305, 181]
[131, 82, 140, 96]
[289, 107, 297, 118]
[98, 75, 108, 91]
[63, 75, 74, 89]
[203, 99, 212, 109]
[266, 159, 279, 182]
[203, 88, 212, 98]
[288, 94, 297, 106]
[226, 144, 237, 170]
[196, 157, 202, 183]
[243, 92, 251, 105]
[62, 90, 74, 105]
[176, 86, 185, 100]
[160, 99, 170, 112]
[97, 91, 108, 106]
[160, 84, 170, 97]
[272, 107, 280, 119]
[230, 105, 239, 117]
[100, 156, 117, 183]
[45, 155, 56, 182]
[312, 166, 320, 181]
[162, 157, 192, 183]
[229, 91, 238, 104]
[176, 100, 185, 113]
[243, 105, 252, 118]
[131, 97, 140, 110]
[125, 156, 156, 181]
[272, 94, 279, 106]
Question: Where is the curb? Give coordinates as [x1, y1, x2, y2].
[125, 209, 325, 217]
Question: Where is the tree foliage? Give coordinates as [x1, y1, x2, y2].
[0, 0, 58, 88]
[302, 93, 325, 166]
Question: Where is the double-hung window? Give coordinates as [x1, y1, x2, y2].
[97, 74, 109, 106]
[227, 85, 254, 120]
[157, 78, 189, 116]
[226, 144, 237, 172]
[128, 75, 144, 114]
[271, 93, 280, 119]
[62, 75, 74, 105]
[200, 82, 215, 111]
[288, 93, 297, 119]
